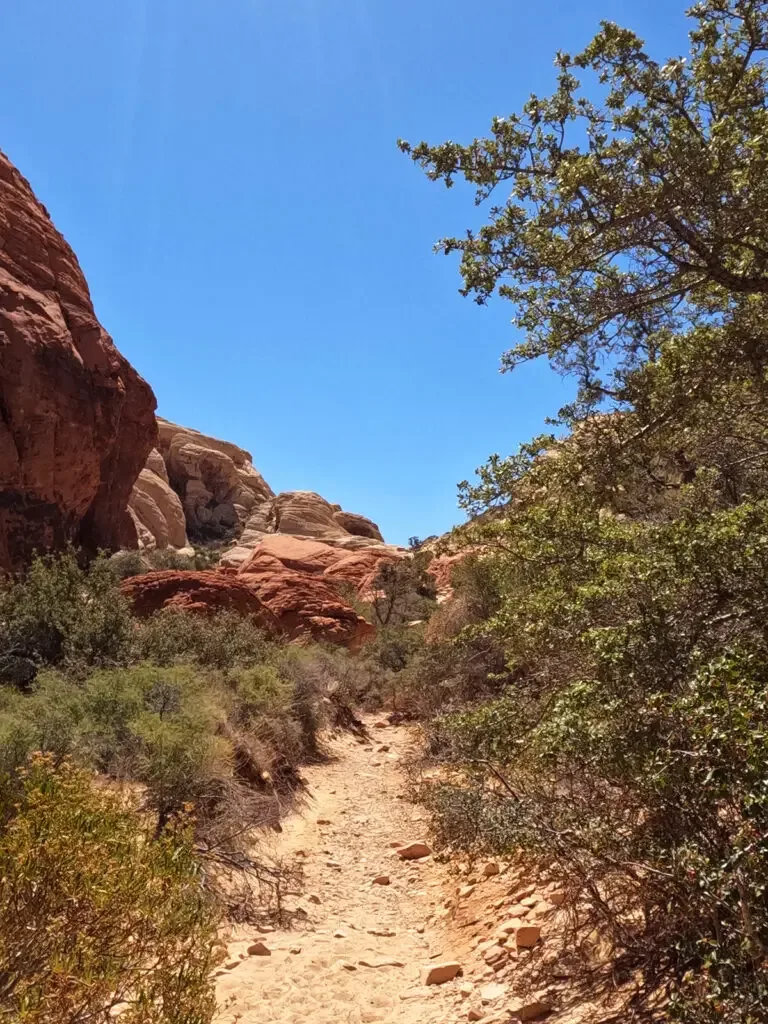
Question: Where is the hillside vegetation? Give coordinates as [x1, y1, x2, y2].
[395, 2, 768, 1021]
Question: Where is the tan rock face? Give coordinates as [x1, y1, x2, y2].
[144, 423, 388, 566]
[237, 534, 402, 599]
[153, 418, 273, 544]
[0, 149, 157, 569]
[129, 468, 187, 550]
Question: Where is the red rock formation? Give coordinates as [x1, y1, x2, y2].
[238, 558, 375, 650]
[121, 560, 374, 650]
[425, 553, 466, 601]
[238, 534, 401, 598]
[121, 570, 279, 631]
[0, 150, 156, 569]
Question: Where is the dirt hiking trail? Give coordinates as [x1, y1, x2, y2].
[215, 718, 621, 1024]
[216, 718, 464, 1023]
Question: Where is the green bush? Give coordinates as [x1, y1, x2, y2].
[134, 608, 271, 670]
[0, 551, 133, 679]
[0, 755, 220, 1024]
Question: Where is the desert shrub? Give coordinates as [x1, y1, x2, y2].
[0, 551, 133, 679]
[0, 754, 220, 1024]
[108, 548, 151, 580]
[0, 666, 231, 832]
[134, 608, 271, 670]
[146, 548, 196, 572]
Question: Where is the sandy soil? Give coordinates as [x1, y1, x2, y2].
[215, 718, 464, 1024]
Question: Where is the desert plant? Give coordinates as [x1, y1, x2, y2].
[0, 551, 132, 679]
[0, 754, 220, 1024]
[134, 608, 271, 670]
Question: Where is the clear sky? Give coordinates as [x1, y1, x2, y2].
[1, 0, 688, 544]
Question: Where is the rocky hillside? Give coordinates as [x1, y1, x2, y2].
[128, 417, 391, 567]
[0, 149, 157, 570]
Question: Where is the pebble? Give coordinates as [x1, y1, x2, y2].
[422, 961, 462, 985]
[397, 841, 432, 860]
[246, 941, 271, 957]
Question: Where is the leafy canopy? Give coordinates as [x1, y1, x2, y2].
[400, 0, 768, 414]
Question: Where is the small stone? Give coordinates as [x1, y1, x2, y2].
[372, 875, 391, 885]
[459, 884, 476, 898]
[480, 982, 507, 1004]
[246, 941, 271, 956]
[289, 946, 302, 954]
[400, 987, 432, 1001]
[308, 894, 322, 904]
[333, 930, 346, 938]
[422, 961, 462, 985]
[459, 982, 475, 998]
[507, 903, 531, 918]
[260, 924, 275, 933]
[510, 884, 536, 901]
[482, 862, 500, 877]
[317, 818, 332, 826]
[339, 960, 357, 971]
[548, 890, 566, 906]
[368, 927, 397, 936]
[514, 924, 542, 948]
[397, 841, 432, 860]
[467, 1010, 484, 1022]
[498, 917, 525, 935]
[482, 944, 506, 964]
[374, 721, 388, 729]
[520, 895, 539, 908]
[225, 960, 241, 970]
[378, 744, 391, 752]
[508, 996, 551, 1021]
[326, 860, 342, 869]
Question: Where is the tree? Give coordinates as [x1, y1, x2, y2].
[400, 1, 768, 417]
[371, 555, 437, 628]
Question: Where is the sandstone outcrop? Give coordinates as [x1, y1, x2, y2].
[128, 466, 187, 550]
[120, 569, 278, 630]
[237, 557, 375, 649]
[131, 419, 397, 574]
[156, 418, 273, 543]
[121, 562, 374, 650]
[0, 149, 157, 569]
[237, 535, 402, 598]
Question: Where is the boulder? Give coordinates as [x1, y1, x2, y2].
[332, 509, 383, 541]
[0, 149, 156, 569]
[120, 570, 278, 631]
[238, 556, 375, 649]
[154, 418, 273, 543]
[129, 467, 187, 549]
[235, 534, 402, 599]
[121, 563, 373, 650]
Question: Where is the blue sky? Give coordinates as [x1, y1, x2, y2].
[1, 0, 687, 544]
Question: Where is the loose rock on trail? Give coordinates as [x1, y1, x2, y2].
[216, 719, 466, 1024]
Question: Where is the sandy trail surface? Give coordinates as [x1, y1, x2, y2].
[216, 718, 464, 1024]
